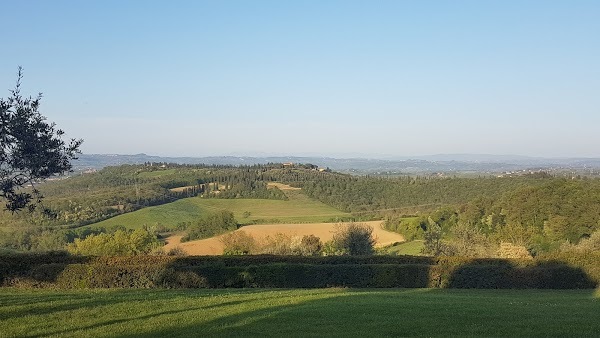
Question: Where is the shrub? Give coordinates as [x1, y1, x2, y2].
[221, 231, 257, 255]
[166, 246, 187, 256]
[259, 233, 294, 255]
[445, 223, 495, 257]
[67, 228, 160, 256]
[298, 235, 323, 256]
[560, 229, 600, 253]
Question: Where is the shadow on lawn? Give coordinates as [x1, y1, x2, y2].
[116, 288, 600, 338]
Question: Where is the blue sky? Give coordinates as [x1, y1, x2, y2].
[2, 1, 599, 158]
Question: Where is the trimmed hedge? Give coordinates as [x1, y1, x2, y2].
[1, 253, 598, 289]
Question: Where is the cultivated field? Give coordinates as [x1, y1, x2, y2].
[89, 193, 351, 229]
[1, 288, 598, 337]
[267, 182, 301, 190]
[164, 220, 405, 255]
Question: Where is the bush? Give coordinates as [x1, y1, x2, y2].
[298, 235, 323, 256]
[259, 233, 294, 255]
[67, 228, 160, 256]
[221, 231, 257, 255]
[166, 247, 187, 256]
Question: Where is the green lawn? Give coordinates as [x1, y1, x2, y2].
[1, 288, 598, 337]
[89, 194, 351, 229]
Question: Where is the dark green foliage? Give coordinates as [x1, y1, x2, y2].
[181, 211, 238, 242]
[0, 68, 82, 212]
[300, 175, 543, 214]
[299, 235, 323, 256]
[1, 253, 597, 289]
[329, 223, 376, 255]
[384, 217, 427, 240]
[383, 178, 600, 254]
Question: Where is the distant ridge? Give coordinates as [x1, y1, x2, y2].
[73, 153, 600, 175]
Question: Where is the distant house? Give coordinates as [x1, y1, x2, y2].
[283, 162, 294, 167]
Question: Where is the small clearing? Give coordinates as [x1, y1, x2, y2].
[164, 220, 404, 255]
[267, 182, 301, 191]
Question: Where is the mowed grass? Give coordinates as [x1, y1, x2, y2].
[1, 288, 599, 337]
[89, 195, 351, 229]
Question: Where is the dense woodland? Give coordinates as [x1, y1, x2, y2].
[1, 163, 599, 257]
[296, 173, 600, 254]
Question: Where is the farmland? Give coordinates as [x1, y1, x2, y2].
[164, 220, 405, 255]
[1, 288, 599, 337]
[89, 190, 351, 230]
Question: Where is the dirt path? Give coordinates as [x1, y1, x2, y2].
[164, 221, 404, 256]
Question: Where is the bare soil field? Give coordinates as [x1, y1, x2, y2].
[164, 221, 404, 255]
[267, 182, 301, 190]
[169, 185, 198, 193]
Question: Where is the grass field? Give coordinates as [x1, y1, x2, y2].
[137, 169, 178, 178]
[381, 240, 425, 255]
[1, 288, 598, 337]
[89, 194, 351, 229]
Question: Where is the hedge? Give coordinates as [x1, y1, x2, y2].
[1, 253, 598, 289]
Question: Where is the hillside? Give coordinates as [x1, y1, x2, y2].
[89, 184, 351, 230]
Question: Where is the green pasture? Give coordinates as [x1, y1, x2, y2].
[381, 240, 426, 256]
[88, 194, 351, 229]
[1, 288, 598, 337]
[136, 169, 178, 178]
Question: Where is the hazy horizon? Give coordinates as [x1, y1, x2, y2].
[77, 151, 600, 161]
[2, 1, 599, 158]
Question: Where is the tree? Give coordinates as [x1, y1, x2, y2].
[446, 222, 493, 257]
[298, 234, 323, 256]
[421, 219, 447, 256]
[329, 222, 376, 255]
[1, 67, 82, 212]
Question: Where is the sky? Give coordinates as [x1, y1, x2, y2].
[1, 0, 599, 158]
